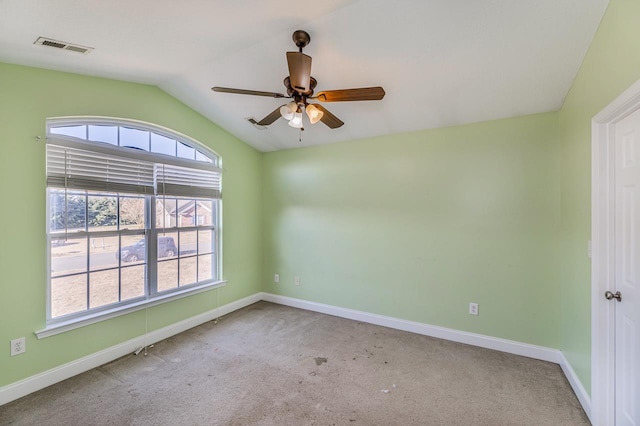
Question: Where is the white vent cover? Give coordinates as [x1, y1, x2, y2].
[34, 37, 93, 55]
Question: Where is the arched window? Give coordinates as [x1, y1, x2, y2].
[44, 117, 223, 331]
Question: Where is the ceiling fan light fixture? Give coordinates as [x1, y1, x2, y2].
[280, 102, 297, 120]
[306, 104, 324, 124]
[212, 31, 384, 133]
[288, 112, 303, 128]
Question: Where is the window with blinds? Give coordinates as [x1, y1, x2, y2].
[45, 118, 222, 326]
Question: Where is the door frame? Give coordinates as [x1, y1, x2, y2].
[591, 78, 640, 426]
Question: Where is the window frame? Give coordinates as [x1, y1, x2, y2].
[39, 117, 225, 338]
[46, 117, 217, 165]
[47, 190, 149, 320]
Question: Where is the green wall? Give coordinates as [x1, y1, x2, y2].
[0, 63, 262, 387]
[261, 0, 640, 395]
[558, 0, 640, 393]
[262, 113, 562, 348]
[3, 0, 640, 398]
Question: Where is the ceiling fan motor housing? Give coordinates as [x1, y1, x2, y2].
[284, 76, 317, 98]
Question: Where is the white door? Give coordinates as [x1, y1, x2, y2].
[614, 107, 640, 426]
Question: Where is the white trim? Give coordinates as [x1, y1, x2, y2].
[559, 351, 592, 422]
[36, 281, 228, 339]
[591, 78, 640, 426]
[261, 293, 560, 362]
[0, 292, 261, 406]
[2, 291, 592, 417]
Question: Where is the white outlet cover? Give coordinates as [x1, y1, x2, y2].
[274, 273, 279, 283]
[294, 276, 300, 286]
[469, 303, 479, 316]
[11, 337, 26, 356]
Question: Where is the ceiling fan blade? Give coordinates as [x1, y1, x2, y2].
[212, 87, 286, 98]
[256, 106, 285, 126]
[314, 87, 385, 102]
[286, 52, 312, 93]
[313, 104, 344, 129]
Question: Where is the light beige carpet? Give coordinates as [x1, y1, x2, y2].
[0, 301, 590, 425]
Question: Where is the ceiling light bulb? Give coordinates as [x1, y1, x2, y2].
[288, 112, 303, 128]
[280, 102, 297, 121]
[305, 104, 324, 124]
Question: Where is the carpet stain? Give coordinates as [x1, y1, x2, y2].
[314, 357, 328, 366]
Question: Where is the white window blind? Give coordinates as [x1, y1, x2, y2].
[47, 142, 155, 194]
[47, 137, 221, 199]
[155, 164, 221, 198]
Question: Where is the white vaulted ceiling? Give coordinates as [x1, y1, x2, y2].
[0, 0, 609, 151]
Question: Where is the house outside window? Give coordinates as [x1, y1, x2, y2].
[44, 117, 222, 330]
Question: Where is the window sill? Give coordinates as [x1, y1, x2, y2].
[35, 280, 227, 339]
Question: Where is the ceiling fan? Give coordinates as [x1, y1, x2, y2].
[212, 30, 385, 130]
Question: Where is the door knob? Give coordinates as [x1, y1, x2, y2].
[604, 290, 622, 302]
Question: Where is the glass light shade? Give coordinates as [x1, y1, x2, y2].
[280, 102, 297, 121]
[305, 104, 324, 124]
[288, 112, 303, 128]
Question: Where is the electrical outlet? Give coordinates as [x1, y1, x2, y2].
[469, 303, 479, 316]
[274, 273, 280, 283]
[11, 337, 26, 356]
[294, 276, 300, 286]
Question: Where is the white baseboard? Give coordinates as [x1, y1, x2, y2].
[261, 293, 560, 362]
[558, 351, 592, 422]
[1, 290, 592, 422]
[260, 292, 592, 419]
[0, 292, 261, 406]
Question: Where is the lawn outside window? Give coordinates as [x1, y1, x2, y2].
[40, 117, 224, 336]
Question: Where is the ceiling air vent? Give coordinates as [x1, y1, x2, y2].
[34, 37, 93, 55]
